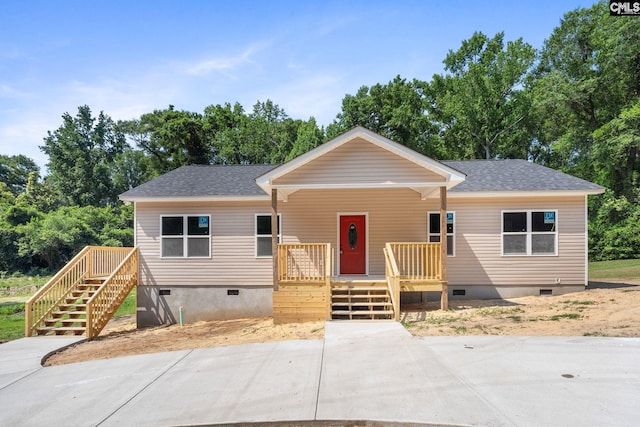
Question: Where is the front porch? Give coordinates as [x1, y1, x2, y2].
[272, 243, 448, 323]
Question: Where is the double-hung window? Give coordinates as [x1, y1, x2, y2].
[502, 210, 557, 256]
[428, 212, 455, 256]
[161, 215, 211, 258]
[256, 214, 281, 257]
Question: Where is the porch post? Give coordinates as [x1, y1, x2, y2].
[439, 186, 449, 310]
[272, 189, 279, 291]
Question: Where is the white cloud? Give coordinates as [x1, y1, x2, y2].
[184, 42, 267, 77]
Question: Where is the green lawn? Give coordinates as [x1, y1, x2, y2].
[589, 258, 640, 280]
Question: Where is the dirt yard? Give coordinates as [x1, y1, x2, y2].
[45, 281, 640, 366]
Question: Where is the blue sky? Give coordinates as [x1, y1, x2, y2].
[0, 0, 595, 172]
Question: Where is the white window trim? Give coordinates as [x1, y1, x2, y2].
[428, 211, 456, 257]
[501, 209, 558, 257]
[160, 214, 212, 259]
[255, 213, 281, 258]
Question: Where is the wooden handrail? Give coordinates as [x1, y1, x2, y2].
[383, 245, 401, 321]
[25, 246, 136, 337]
[86, 247, 138, 338]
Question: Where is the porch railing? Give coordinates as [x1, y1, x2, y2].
[387, 242, 442, 280]
[278, 243, 332, 283]
[25, 246, 136, 337]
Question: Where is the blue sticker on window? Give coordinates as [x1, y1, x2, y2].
[446, 213, 454, 224]
[198, 216, 208, 228]
[544, 212, 555, 224]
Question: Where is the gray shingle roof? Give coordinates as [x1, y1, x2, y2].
[119, 159, 603, 200]
[443, 159, 604, 192]
[119, 164, 278, 199]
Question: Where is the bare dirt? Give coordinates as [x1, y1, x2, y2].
[45, 281, 640, 366]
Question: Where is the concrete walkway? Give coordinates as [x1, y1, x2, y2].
[0, 323, 639, 426]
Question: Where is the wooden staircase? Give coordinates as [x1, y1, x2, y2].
[331, 281, 394, 320]
[35, 278, 104, 336]
[25, 246, 138, 339]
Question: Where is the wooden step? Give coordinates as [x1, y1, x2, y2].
[332, 301, 392, 307]
[36, 326, 86, 336]
[332, 294, 389, 300]
[331, 310, 393, 319]
[45, 318, 87, 327]
[332, 286, 388, 291]
[51, 310, 87, 318]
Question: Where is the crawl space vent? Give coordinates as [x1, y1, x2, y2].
[452, 289, 466, 296]
[539, 289, 553, 296]
[227, 289, 240, 296]
[159, 289, 171, 296]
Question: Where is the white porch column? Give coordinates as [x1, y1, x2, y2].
[272, 189, 279, 291]
[440, 186, 448, 310]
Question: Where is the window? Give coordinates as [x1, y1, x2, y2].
[428, 212, 455, 256]
[161, 215, 211, 258]
[256, 214, 281, 257]
[502, 210, 557, 256]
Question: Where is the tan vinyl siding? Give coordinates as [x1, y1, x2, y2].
[281, 188, 432, 275]
[136, 201, 274, 288]
[447, 196, 586, 287]
[273, 138, 445, 186]
[281, 190, 587, 286]
[135, 191, 588, 290]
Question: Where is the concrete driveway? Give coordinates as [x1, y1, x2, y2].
[1, 322, 639, 426]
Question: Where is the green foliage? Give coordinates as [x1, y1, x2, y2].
[0, 155, 39, 195]
[589, 191, 640, 261]
[429, 32, 536, 159]
[17, 205, 133, 269]
[41, 105, 127, 207]
[327, 76, 442, 157]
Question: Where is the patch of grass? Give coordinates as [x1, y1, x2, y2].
[423, 315, 458, 325]
[113, 290, 136, 317]
[589, 259, 640, 280]
[506, 315, 522, 322]
[0, 302, 25, 341]
[477, 306, 523, 316]
[550, 313, 581, 321]
[0, 275, 50, 291]
[562, 300, 596, 306]
[583, 331, 607, 337]
[453, 326, 467, 334]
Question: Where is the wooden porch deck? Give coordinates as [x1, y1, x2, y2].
[273, 243, 447, 323]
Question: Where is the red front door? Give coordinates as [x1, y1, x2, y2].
[339, 215, 366, 275]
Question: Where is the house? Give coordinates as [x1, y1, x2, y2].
[119, 127, 604, 327]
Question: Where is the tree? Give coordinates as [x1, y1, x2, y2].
[0, 154, 39, 195]
[129, 106, 212, 175]
[203, 102, 248, 164]
[531, 0, 640, 182]
[327, 76, 441, 157]
[243, 100, 301, 164]
[41, 106, 127, 207]
[286, 118, 324, 161]
[427, 32, 536, 159]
